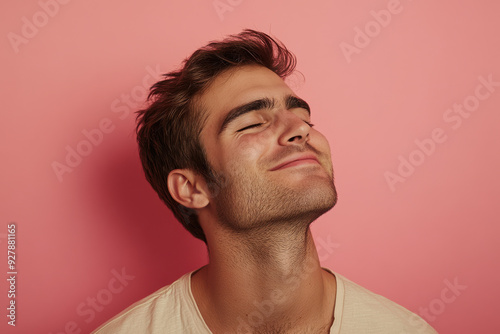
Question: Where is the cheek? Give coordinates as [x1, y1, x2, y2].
[311, 131, 332, 155]
[226, 133, 270, 170]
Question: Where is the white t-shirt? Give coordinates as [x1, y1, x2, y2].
[92, 269, 437, 333]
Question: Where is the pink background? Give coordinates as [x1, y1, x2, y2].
[1, 0, 499, 333]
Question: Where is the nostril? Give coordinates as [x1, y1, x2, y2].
[288, 135, 303, 142]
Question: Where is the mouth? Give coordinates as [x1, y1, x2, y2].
[270, 155, 320, 171]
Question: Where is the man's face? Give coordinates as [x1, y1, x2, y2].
[198, 64, 337, 231]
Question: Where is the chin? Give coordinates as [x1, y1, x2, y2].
[275, 181, 338, 227]
[213, 171, 337, 232]
[300, 174, 337, 205]
[308, 181, 338, 215]
[304, 185, 338, 218]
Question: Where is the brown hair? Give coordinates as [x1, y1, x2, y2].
[135, 29, 297, 243]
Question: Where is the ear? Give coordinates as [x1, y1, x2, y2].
[167, 169, 210, 209]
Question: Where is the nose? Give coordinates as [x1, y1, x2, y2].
[277, 111, 311, 146]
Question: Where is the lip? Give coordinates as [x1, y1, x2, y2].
[270, 154, 320, 171]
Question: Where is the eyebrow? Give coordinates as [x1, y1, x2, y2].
[218, 94, 310, 135]
[285, 95, 310, 115]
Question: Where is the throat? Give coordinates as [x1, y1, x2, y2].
[192, 227, 336, 333]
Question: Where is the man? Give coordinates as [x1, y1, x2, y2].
[93, 30, 437, 333]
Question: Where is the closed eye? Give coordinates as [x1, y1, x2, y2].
[236, 123, 264, 132]
[237, 120, 313, 132]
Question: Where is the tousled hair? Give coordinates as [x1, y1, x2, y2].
[135, 29, 297, 243]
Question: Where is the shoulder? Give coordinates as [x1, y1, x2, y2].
[91, 272, 196, 334]
[332, 271, 438, 334]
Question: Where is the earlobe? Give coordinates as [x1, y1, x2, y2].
[167, 169, 210, 209]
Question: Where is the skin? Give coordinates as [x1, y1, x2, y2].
[168, 64, 338, 333]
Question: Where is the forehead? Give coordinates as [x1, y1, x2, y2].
[197, 65, 295, 133]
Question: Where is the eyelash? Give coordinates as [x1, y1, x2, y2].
[236, 123, 264, 132]
[237, 121, 314, 132]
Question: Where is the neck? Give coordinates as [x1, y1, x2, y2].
[192, 225, 336, 333]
